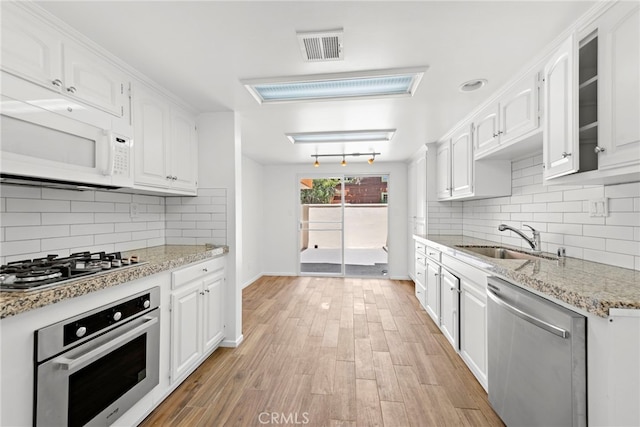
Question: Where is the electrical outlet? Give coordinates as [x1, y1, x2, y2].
[588, 198, 609, 217]
[130, 203, 139, 218]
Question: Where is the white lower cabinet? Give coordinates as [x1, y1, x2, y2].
[460, 277, 488, 390]
[413, 237, 489, 391]
[424, 259, 440, 325]
[439, 268, 459, 349]
[170, 258, 225, 382]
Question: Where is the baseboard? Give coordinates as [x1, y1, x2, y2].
[220, 334, 244, 348]
[261, 272, 298, 277]
[389, 275, 411, 281]
[242, 273, 263, 289]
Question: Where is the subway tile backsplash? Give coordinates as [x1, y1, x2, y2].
[0, 185, 227, 265]
[456, 153, 640, 271]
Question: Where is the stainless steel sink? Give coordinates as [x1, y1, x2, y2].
[456, 245, 546, 260]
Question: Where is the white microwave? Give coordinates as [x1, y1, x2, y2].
[0, 72, 133, 189]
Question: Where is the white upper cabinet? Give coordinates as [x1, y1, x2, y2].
[474, 71, 541, 160]
[450, 124, 473, 198]
[436, 140, 452, 199]
[1, 6, 62, 89]
[543, 1, 640, 185]
[543, 34, 578, 179]
[596, 1, 640, 171]
[133, 83, 198, 195]
[134, 85, 171, 188]
[169, 107, 198, 192]
[1, 4, 127, 119]
[62, 42, 128, 118]
[500, 72, 540, 146]
[473, 102, 500, 157]
[436, 124, 511, 201]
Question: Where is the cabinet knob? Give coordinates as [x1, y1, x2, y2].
[561, 152, 572, 158]
[52, 79, 63, 88]
[112, 311, 122, 322]
[594, 146, 605, 153]
[66, 86, 77, 94]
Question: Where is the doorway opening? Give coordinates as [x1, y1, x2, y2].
[298, 175, 389, 277]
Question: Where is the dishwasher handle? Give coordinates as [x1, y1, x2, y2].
[487, 289, 569, 339]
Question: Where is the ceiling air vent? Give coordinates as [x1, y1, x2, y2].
[297, 29, 344, 62]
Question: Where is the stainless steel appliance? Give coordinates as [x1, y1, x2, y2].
[487, 276, 586, 426]
[0, 251, 142, 292]
[35, 287, 160, 427]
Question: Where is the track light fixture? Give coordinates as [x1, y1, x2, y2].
[310, 152, 380, 167]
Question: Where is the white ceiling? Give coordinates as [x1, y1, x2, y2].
[36, 1, 595, 165]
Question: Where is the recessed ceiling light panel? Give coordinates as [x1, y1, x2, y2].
[243, 67, 427, 104]
[286, 129, 396, 144]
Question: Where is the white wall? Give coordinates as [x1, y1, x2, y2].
[261, 162, 408, 279]
[196, 111, 243, 345]
[426, 150, 640, 271]
[462, 153, 640, 270]
[241, 155, 263, 288]
[0, 185, 165, 264]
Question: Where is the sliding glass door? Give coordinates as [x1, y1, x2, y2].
[298, 175, 388, 277]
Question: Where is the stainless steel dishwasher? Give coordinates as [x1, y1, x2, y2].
[487, 276, 586, 427]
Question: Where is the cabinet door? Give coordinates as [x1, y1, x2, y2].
[169, 108, 198, 192]
[501, 72, 540, 145]
[440, 269, 459, 349]
[202, 272, 225, 351]
[597, 1, 640, 170]
[450, 125, 473, 198]
[543, 34, 579, 179]
[170, 284, 202, 381]
[460, 280, 488, 390]
[415, 153, 427, 221]
[134, 85, 171, 188]
[63, 42, 127, 117]
[425, 260, 440, 325]
[473, 103, 500, 158]
[0, 5, 62, 90]
[436, 141, 451, 199]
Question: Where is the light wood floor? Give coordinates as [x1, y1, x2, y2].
[140, 276, 504, 426]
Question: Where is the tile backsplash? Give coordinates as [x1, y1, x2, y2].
[429, 153, 640, 271]
[0, 185, 227, 265]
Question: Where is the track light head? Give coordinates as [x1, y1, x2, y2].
[368, 154, 375, 164]
[314, 156, 320, 167]
[341, 156, 347, 167]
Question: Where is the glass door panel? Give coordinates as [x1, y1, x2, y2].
[343, 175, 389, 277]
[299, 177, 343, 275]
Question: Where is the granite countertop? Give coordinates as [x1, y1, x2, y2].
[415, 234, 640, 318]
[0, 245, 229, 319]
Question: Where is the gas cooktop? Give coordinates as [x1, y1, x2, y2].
[0, 251, 142, 292]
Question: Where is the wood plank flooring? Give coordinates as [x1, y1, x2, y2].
[140, 276, 504, 426]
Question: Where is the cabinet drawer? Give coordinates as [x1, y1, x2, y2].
[172, 257, 224, 289]
[415, 241, 427, 255]
[425, 245, 441, 262]
[415, 253, 427, 267]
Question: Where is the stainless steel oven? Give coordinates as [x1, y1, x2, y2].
[34, 288, 160, 427]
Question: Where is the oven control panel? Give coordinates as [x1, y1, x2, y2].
[62, 293, 152, 346]
[35, 287, 160, 363]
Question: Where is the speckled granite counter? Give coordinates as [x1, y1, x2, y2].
[415, 234, 640, 318]
[0, 245, 228, 319]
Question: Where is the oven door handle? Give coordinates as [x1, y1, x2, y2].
[54, 315, 158, 371]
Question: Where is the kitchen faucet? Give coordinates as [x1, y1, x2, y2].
[498, 224, 541, 252]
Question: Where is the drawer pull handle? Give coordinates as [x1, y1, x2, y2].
[203, 268, 209, 272]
